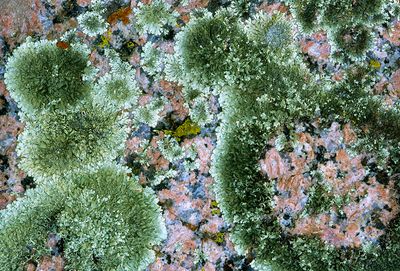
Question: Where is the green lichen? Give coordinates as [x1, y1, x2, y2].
[246, 12, 293, 52]
[4, 38, 90, 113]
[158, 135, 184, 162]
[171, 6, 400, 271]
[188, 96, 213, 126]
[140, 42, 164, 77]
[329, 24, 374, 60]
[78, 11, 109, 37]
[287, 0, 395, 59]
[290, 0, 318, 32]
[134, 98, 165, 128]
[0, 179, 64, 270]
[303, 180, 335, 215]
[174, 9, 246, 88]
[17, 100, 128, 181]
[0, 165, 167, 271]
[1, 32, 166, 271]
[94, 49, 140, 109]
[57, 165, 167, 271]
[134, 0, 178, 35]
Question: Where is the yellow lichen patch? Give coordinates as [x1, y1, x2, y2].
[211, 209, 221, 216]
[210, 200, 221, 216]
[369, 59, 381, 69]
[212, 232, 225, 245]
[163, 119, 201, 141]
[210, 200, 219, 208]
[126, 40, 139, 48]
[99, 30, 112, 48]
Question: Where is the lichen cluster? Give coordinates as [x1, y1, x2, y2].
[17, 102, 128, 181]
[4, 38, 90, 113]
[287, 0, 399, 60]
[0, 33, 166, 270]
[168, 3, 400, 271]
[77, 0, 109, 37]
[2, 0, 400, 270]
[134, 0, 179, 36]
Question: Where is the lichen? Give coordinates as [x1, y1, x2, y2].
[4, 38, 90, 114]
[169, 4, 400, 270]
[78, 11, 109, 37]
[163, 119, 201, 141]
[287, 0, 394, 60]
[1, 29, 166, 271]
[134, 0, 178, 35]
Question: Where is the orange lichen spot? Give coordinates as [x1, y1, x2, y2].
[56, 41, 69, 50]
[77, 0, 91, 7]
[107, 6, 131, 25]
[257, 2, 289, 14]
[276, 174, 310, 194]
[181, 14, 190, 24]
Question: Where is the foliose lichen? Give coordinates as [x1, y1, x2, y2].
[1, 30, 166, 271]
[168, 5, 400, 271]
